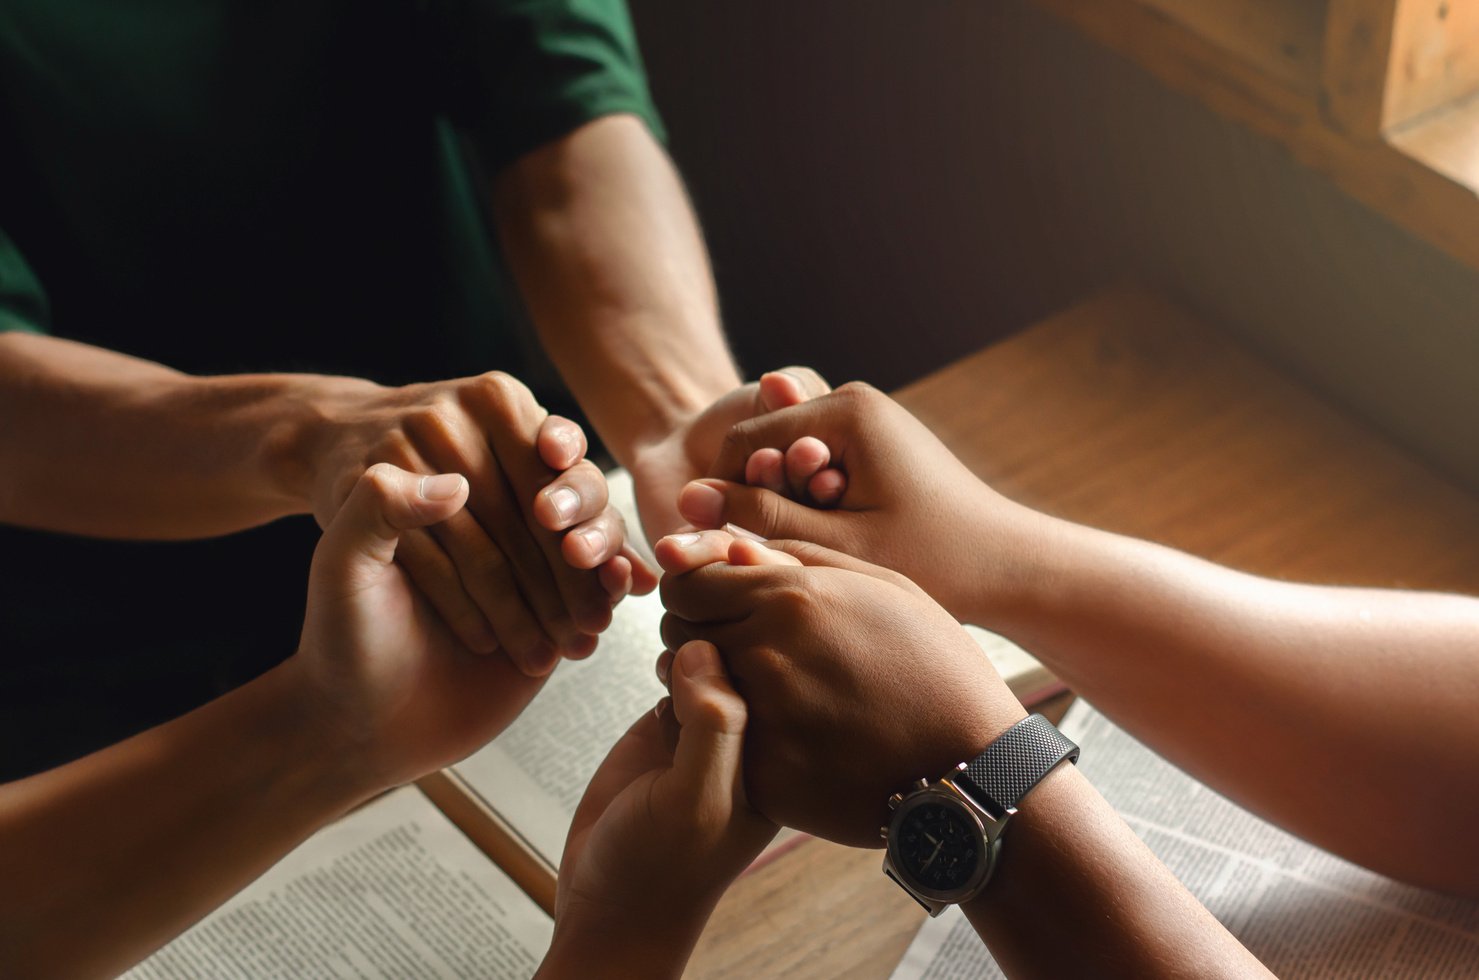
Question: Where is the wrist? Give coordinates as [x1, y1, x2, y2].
[259, 655, 390, 810]
[541, 898, 711, 980]
[611, 368, 743, 469]
[960, 501, 1077, 633]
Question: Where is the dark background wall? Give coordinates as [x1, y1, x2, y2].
[630, 0, 1479, 491]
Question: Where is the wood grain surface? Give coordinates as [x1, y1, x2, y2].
[684, 283, 1479, 978]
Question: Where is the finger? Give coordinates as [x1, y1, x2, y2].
[727, 538, 804, 568]
[744, 448, 787, 496]
[462, 377, 613, 641]
[710, 381, 882, 481]
[761, 538, 927, 596]
[658, 560, 773, 623]
[654, 528, 737, 576]
[656, 696, 681, 756]
[537, 414, 588, 471]
[598, 554, 633, 601]
[317, 463, 470, 573]
[678, 479, 830, 543]
[533, 459, 609, 532]
[394, 527, 500, 654]
[808, 467, 847, 506]
[759, 366, 831, 411]
[668, 641, 750, 803]
[404, 411, 569, 666]
[626, 546, 660, 595]
[783, 437, 831, 498]
[659, 613, 749, 654]
[655, 648, 676, 689]
[561, 506, 627, 572]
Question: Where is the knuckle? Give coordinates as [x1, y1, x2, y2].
[751, 487, 784, 535]
[407, 402, 463, 444]
[470, 371, 534, 419]
[835, 380, 880, 404]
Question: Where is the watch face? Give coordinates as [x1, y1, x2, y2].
[891, 795, 984, 895]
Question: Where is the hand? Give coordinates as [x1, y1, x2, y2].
[303, 372, 653, 675]
[289, 463, 547, 791]
[626, 367, 831, 543]
[654, 529, 1026, 848]
[540, 641, 775, 979]
[673, 382, 1044, 626]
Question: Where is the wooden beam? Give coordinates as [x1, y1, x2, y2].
[1323, 0, 1401, 137]
[1386, 0, 1479, 128]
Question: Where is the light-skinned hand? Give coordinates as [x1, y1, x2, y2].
[304, 371, 655, 675]
[627, 368, 832, 543]
[290, 463, 550, 792]
[653, 529, 1026, 848]
[538, 640, 776, 979]
[674, 382, 1045, 627]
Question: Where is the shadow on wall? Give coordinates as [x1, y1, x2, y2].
[631, 0, 1479, 491]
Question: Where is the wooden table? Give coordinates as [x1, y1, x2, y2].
[685, 283, 1479, 978]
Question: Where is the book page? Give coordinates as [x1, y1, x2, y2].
[451, 470, 1058, 868]
[449, 469, 670, 867]
[124, 787, 552, 980]
[892, 702, 1479, 979]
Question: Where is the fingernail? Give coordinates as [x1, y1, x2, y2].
[667, 532, 702, 548]
[419, 473, 465, 500]
[546, 486, 580, 525]
[679, 482, 725, 527]
[653, 696, 671, 719]
[724, 522, 768, 543]
[577, 526, 607, 560]
[656, 651, 672, 685]
[680, 641, 724, 679]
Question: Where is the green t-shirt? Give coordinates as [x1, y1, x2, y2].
[0, 1, 664, 778]
[0, 0, 664, 382]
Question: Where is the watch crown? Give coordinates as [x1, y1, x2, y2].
[887, 792, 905, 809]
[880, 826, 890, 840]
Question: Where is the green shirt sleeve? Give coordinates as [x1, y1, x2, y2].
[0, 228, 49, 335]
[426, 0, 666, 173]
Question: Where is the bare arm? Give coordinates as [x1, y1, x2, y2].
[0, 330, 327, 538]
[656, 530, 1272, 978]
[985, 520, 1479, 896]
[684, 384, 1479, 895]
[0, 463, 549, 978]
[493, 114, 766, 541]
[493, 113, 740, 466]
[0, 329, 639, 667]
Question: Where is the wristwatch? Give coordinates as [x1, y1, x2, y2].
[881, 713, 1080, 916]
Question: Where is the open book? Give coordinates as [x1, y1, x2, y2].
[125, 787, 554, 979]
[433, 469, 1061, 909]
[126, 469, 1060, 976]
[892, 701, 1479, 979]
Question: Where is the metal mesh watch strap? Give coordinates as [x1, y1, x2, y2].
[956, 713, 1080, 812]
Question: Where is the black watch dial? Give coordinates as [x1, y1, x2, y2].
[893, 795, 982, 894]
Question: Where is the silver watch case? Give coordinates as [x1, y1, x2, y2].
[880, 763, 1015, 916]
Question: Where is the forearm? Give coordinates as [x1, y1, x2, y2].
[985, 518, 1479, 893]
[0, 332, 366, 538]
[493, 114, 741, 465]
[0, 659, 371, 979]
[963, 763, 1269, 979]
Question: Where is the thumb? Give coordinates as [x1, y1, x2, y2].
[758, 366, 831, 412]
[667, 641, 750, 809]
[677, 478, 828, 542]
[760, 538, 930, 598]
[314, 463, 469, 582]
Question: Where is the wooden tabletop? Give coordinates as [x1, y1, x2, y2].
[685, 283, 1479, 978]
